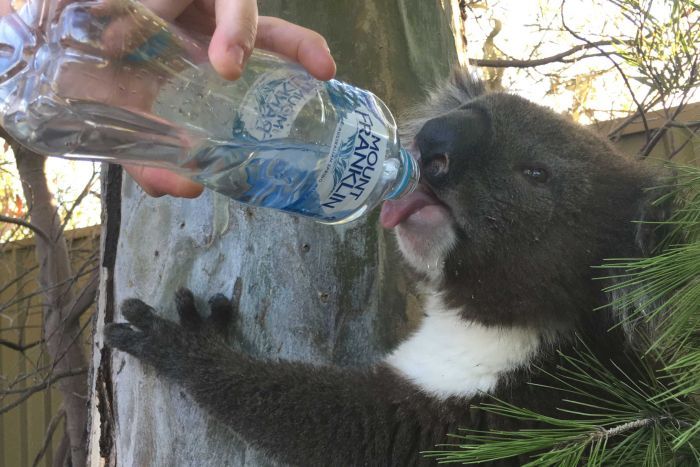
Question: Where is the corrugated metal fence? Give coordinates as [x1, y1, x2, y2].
[0, 226, 99, 467]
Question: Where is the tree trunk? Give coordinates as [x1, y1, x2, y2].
[15, 150, 89, 467]
[88, 1, 461, 465]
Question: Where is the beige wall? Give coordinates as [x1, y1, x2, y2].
[594, 102, 700, 167]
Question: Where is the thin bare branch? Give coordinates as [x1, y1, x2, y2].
[0, 265, 98, 314]
[637, 103, 688, 159]
[562, 0, 654, 138]
[52, 432, 69, 467]
[32, 405, 66, 467]
[667, 127, 700, 160]
[0, 369, 87, 396]
[66, 272, 98, 324]
[2, 314, 92, 396]
[0, 338, 43, 352]
[607, 91, 662, 140]
[0, 262, 40, 298]
[0, 214, 51, 243]
[0, 368, 86, 413]
[0, 324, 42, 331]
[469, 40, 619, 68]
[60, 165, 99, 232]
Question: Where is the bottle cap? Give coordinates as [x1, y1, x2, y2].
[386, 147, 420, 200]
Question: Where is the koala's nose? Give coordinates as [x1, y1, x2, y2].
[414, 107, 490, 186]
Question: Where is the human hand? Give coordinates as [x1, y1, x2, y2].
[127, 0, 336, 197]
[0, 0, 335, 198]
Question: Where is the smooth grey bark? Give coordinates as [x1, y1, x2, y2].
[88, 1, 460, 465]
[14, 150, 90, 467]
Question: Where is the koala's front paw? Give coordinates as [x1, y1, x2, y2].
[104, 288, 235, 379]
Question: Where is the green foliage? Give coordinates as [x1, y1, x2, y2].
[424, 165, 700, 464]
[612, 0, 700, 98]
[424, 345, 698, 465]
[601, 165, 700, 412]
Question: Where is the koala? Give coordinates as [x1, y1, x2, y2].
[105, 72, 664, 466]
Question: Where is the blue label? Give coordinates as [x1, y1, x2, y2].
[238, 69, 319, 141]
[231, 72, 389, 221]
[317, 82, 388, 214]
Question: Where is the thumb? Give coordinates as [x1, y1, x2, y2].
[208, 0, 258, 80]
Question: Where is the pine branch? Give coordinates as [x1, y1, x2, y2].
[600, 418, 662, 438]
[424, 336, 699, 465]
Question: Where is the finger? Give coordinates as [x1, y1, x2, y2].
[124, 165, 204, 198]
[207, 0, 258, 80]
[0, 0, 12, 16]
[255, 17, 336, 81]
[139, 0, 192, 21]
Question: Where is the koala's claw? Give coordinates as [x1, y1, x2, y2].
[208, 293, 233, 329]
[174, 288, 234, 335]
[104, 289, 238, 377]
[175, 287, 202, 330]
[104, 322, 146, 356]
[104, 298, 168, 361]
[121, 298, 158, 329]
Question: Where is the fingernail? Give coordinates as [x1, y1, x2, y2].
[231, 45, 245, 67]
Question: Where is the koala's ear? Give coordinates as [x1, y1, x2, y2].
[608, 181, 674, 347]
[399, 68, 487, 144]
[448, 68, 486, 101]
[635, 183, 675, 256]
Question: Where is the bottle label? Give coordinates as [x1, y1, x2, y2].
[234, 70, 389, 220]
[237, 68, 319, 141]
[317, 85, 388, 215]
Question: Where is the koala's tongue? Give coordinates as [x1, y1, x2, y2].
[380, 188, 444, 229]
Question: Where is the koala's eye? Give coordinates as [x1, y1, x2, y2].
[521, 167, 549, 183]
[423, 153, 450, 179]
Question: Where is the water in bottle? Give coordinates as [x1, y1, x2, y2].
[0, 0, 419, 223]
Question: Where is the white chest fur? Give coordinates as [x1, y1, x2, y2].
[385, 294, 542, 400]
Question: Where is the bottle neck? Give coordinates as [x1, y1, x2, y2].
[385, 147, 420, 200]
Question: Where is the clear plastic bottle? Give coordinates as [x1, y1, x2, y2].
[0, 0, 419, 224]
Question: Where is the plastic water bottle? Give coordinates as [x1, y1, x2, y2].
[0, 0, 419, 224]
